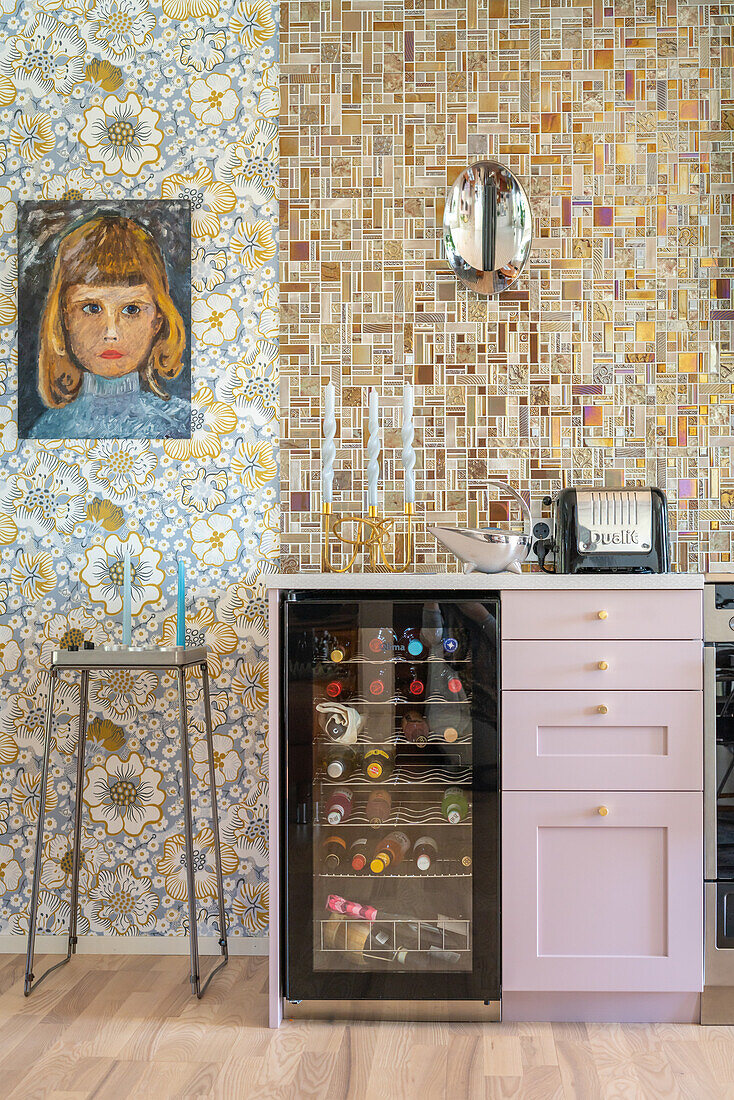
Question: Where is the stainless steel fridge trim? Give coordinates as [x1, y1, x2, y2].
[704, 882, 734, 985]
[704, 583, 734, 643]
[705, 644, 718, 882]
[283, 998, 502, 1023]
[701, 985, 734, 1025]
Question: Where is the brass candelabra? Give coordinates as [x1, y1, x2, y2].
[321, 503, 415, 573]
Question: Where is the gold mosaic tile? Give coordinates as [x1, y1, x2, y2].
[280, 0, 734, 574]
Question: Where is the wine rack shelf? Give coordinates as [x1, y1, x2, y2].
[320, 737, 470, 752]
[327, 656, 472, 666]
[318, 694, 472, 707]
[315, 806, 473, 828]
[319, 918, 471, 954]
[318, 867, 472, 880]
[317, 764, 473, 787]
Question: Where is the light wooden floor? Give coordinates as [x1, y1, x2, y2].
[1, 955, 734, 1099]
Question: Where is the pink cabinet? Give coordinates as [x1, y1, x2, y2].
[502, 690, 702, 792]
[502, 589, 702, 641]
[502, 639, 702, 692]
[502, 790, 703, 993]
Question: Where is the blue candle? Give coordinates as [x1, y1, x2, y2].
[122, 550, 131, 647]
[177, 559, 185, 647]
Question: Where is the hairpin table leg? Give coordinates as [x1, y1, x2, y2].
[24, 669, 57, 996]
[68, 669, 89, 960]
[178, 667, 200, 996]
[197, 661, 228, 996]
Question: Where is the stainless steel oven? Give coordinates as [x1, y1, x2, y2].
[702, 580, 734, 1022]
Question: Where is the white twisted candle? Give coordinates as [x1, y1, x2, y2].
[322, 381, 336, 504]
[367, 388, 380, 508]
[401, 382, 415, 505]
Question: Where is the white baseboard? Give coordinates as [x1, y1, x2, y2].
[0, 934, 268, 956]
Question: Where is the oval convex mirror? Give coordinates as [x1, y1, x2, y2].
[443, 161, 532, 295]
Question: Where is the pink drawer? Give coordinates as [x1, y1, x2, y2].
[501, 589, 702, 641]
[502, 639, 702, 691]
[502, 690, 702, 791]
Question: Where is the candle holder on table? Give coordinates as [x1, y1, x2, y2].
[321, 502, 414, 573]
[320, 383, 416, 573]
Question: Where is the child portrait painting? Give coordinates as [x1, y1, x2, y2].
[18, 200, 191, 440]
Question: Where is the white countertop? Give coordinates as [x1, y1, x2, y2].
[264, 572, 703, 591]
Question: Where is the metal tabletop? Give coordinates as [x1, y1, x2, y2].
[51, 646, 209, 670]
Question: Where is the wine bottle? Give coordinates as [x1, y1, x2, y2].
[316, 701, 363, 744]
[401, 626, 427, 659]
[329, 636, 351, 663]
[436, 665, 466, 701]
[395, 947, 462, 969]
[320, 834, 347, 871]
[365, 789, 392, 824]
[370, 830, 411, 873]
[402, 709, 429, 744]
[325, 789, 353, 824]
[367, 667, 390, 698]
[365, 627, 397, 656]
[363, 746, 394, 780]
[442, 786, 469, 823]
[412, 835, 438, 872]
[437, 704, 471, 743]
[349, 837, 370, 871]
[442, 624, 468, 660]
[405, 665, 425, 698]
[324, 745, 357, 780]
[326, 894, 377, 921]
[324, 666, 354, 700]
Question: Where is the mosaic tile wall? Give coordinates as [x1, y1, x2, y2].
[280, 0, 734, 573]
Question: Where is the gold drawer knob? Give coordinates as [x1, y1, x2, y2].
[598, 806, 609, 817]
[597, 661, 608, 671]
[598, 610, 608, 620]
[597, 704, 608, 714]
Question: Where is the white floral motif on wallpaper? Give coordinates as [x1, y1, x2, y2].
[81, 532, 164, 614]
[84, 752, 165, 835]
[0, 0, 278, 938]
[79, 93, 163, 175]
[0, 15, 86, 97]
[90, 669, 158, 723]
[88, 864, 159, 933]
[157, 825, 238, 899]
[4, 677, 81, 755]
[10, 890, 90, 936]
[3, 450, 87, 537]
[84, 440, 158, 503]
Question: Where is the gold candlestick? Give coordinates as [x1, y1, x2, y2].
[321, 503, 415, 573]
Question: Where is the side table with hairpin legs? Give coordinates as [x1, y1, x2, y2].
[24, 645, 228, 999]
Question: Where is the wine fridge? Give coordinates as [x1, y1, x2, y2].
[275, 592, 500, 1022]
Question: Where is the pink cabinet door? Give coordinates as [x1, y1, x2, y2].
[501, 589, 702, 641]
[502, 690, 703, 792]
[502, 790, 703, 993]
[502, 639, 702, 691]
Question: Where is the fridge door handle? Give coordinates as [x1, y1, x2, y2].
[705, 644, 717, 881]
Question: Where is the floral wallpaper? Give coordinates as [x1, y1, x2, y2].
[0, 0, 278, 938]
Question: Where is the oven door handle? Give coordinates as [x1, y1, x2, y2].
[705, 644, 718, 881]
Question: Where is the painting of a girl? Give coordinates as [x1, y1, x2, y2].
[18, 201, 191, 440]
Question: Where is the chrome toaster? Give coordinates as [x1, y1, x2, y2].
[534, 486, 671, 574]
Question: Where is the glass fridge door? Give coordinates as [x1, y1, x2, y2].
[283, 595, 499, 1002]
[715, 644, 734, 879]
